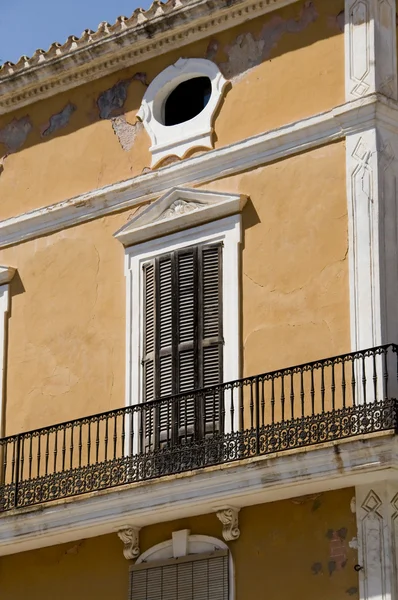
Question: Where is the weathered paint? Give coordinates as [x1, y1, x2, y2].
[0, 116, 32, 154]
[0, 488, 359, 600]
[41, 104, 76, 138]
[0, 142, 348, 434]
[0, 0, 344, 219]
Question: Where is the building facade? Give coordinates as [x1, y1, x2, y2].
[0, 0, 397, 598]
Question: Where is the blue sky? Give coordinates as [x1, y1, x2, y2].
[0, 0, 153, 65]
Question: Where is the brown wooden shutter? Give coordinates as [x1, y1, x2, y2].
[142, 242, 223, 444]
[176, 248, 197, 439]
[129, 551, 229, 600]
[199, 244, 223, 434]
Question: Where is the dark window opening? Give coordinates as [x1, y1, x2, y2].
[164, 77, 212, 126]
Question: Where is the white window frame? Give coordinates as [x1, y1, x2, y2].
[135, 530, 235, 600]
[137, 58, 227, 166]
[124, 214, 241, 438]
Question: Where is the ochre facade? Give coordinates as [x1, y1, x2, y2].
[0, 0, 365, 597]
[0, 140, 349, 435]
[0, 0, 344, 219]
[0, 489, 358, 600]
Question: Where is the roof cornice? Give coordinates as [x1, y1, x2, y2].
[0, 0, 297, 116]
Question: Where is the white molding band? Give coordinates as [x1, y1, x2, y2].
[355, 483, 398, 600]
[1, 94, 397, 250]
[137, 58, 227, 165]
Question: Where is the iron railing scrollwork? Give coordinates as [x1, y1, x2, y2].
[1, 344, 398, 512]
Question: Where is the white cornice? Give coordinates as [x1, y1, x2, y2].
[0, 0, 297, 116]
[0, 433, 396, 557]
[1, 94, 397, 250]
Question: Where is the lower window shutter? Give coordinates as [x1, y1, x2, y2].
[129, 551, 229, 600]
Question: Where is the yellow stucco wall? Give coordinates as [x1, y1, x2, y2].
[0, 488, 358, 600]
[0, 0, 344, 220]
[0, 141, 348, 435]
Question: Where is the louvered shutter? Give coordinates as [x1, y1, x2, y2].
[157, 256, 174, 446]
[142, 263, 156, 451]
[142, 242, 223, 447]
[199, 244, 223, 435]
[129, 551, 229, 600]
[176, 248, 197, 440]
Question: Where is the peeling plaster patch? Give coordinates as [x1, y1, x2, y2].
[220, 1, 318, 82]
[349, 537, 358, 550]
[111, 116, 143, 152]
[98, 79, 132, 119]
[132, 71, 149, 87]
[206, 39, 219, 60]
[346, 587, 358, 596]
[350, 497, 356, 513]
[291, 493, 322, 506]
[311, 562, 323, 575]
[327, 528, 348, 573]
[0, 115, 32, 153]
[0, 154, 8, 175]
[336, 10, 345, 32]
[98, 74, 148, 120]
[42, 103, 76, 137]
[65, 541, 83, 555]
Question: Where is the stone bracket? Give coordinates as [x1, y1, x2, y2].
[117, 526, 141, 560]
[216, 507, 240, 541]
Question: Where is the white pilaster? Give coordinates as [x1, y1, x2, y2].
[345, 0, 398, 349]
[355, 483, 398, 600]
[346, 125, 398, 349]
[345, 0, 397, 101]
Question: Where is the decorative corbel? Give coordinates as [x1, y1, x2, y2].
[117, 526, 141, 560]
[216, 507, 240, 541]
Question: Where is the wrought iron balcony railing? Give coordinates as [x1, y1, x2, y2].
[1, 344, 397, 512]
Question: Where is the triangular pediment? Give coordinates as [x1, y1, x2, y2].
[114, 187, 247, 246]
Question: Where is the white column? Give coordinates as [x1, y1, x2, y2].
[345, 0, 398, 349]
[345, 0, 397, 101]
[354, 483, 398, 600]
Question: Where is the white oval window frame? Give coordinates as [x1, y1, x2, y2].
[137, 58, 227, 167]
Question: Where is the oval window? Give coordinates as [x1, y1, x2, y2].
[164, 76, 212, 126]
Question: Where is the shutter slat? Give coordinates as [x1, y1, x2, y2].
[202, 246, 221, 340]
[178, 252, 195, 344]
[200, 245, 223, 431]
[159, 258, 173, 350]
